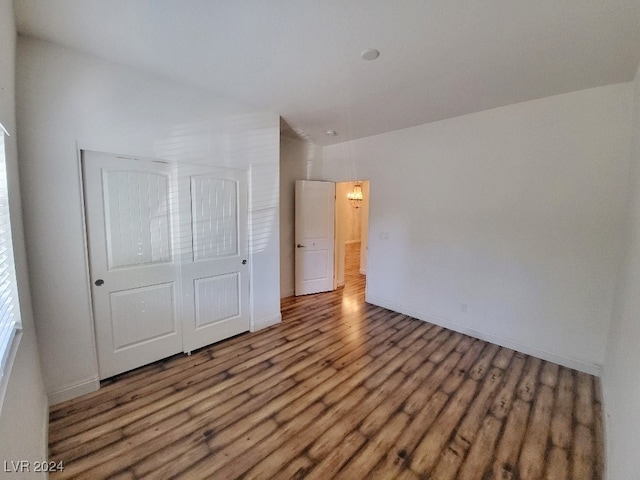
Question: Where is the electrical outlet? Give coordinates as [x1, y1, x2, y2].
[460, 302, 468, 313]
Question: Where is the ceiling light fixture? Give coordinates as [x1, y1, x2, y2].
[347, 182, 364, 208]
[361, 48, 380, 61]
[325, 129, 337, 136]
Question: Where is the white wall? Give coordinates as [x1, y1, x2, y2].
[602, 64, 640, 480]
[16, 36, 281, 403]
[279, 135, 322, 298]
[323, 84, 633, 374]
[0, 1, 48, 475]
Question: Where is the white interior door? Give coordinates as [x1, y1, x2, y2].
[83, 151, 183, 379]
[177, 164, 250, 353]
[295, 180, 335, 295]
[84, 151, 251, 378]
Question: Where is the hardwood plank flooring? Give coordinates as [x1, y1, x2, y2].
[49, 243, 604, 479]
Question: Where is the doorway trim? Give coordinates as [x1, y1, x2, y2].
[334, 180, 370, 290]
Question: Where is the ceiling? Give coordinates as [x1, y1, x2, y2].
[15, 0, 640, 146]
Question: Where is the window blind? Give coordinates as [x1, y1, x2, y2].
[0, 128, 21, 390]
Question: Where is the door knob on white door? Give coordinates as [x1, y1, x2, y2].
[296, 244, 306, 248]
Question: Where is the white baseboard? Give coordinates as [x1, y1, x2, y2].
[359, 268, 366, 275]
[599, 372, 611, 480]
[366, 295, 601, 376]
[42, 394, 50, 462]
[48, 377, 100, 405]
[345, 240, 361, 245]
[251, 313, 282, 332]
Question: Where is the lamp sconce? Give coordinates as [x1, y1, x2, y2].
[347, 182, 363, 208]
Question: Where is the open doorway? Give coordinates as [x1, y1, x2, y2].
[335, 181, 369, 290]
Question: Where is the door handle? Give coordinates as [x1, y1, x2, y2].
[296, 244, 306, 248]
[94, 279, 104, 286]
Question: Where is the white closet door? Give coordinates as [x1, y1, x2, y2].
[83, 151, 250, 378]
[83, 151, 182, 379]
[177, 164, 250, 353]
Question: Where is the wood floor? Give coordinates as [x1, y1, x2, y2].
[49, 243, 604, 479]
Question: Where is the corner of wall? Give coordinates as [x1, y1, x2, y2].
[251, 313, 282, 332]
[366, 294, 603, 376]
[47, 377, 100, 406]
[599, 65, 640, 480]
[0, 1, 49, 471]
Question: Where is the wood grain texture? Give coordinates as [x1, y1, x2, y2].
[49, 242, 604, 479]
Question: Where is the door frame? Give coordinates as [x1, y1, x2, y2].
[76, 146, 100, 385]
[333, 180, 370, 290]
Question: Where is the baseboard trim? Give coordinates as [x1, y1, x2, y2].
[345, 240, 361, 245]
[366, 295, 601, 376]
[599, 371, 611, 480]
[42, 393, 50, 462]
[359, 268, 366, 275]
[251, 313, 282, 332]
[48, 377, 100, 405]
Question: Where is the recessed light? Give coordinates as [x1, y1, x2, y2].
[361, 48, 380, 61]
[325, 130, 337, 136]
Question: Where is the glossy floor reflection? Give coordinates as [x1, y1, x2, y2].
[48, 241, 603, 479]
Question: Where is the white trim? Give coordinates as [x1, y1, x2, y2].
[41, 393, 50, 460]
[247, 165, 256, 339]
[0, 128, 23, 412]
[0, 330, 21, 412]
[366, 295, 602, 376]
[48, 377, 100, 406]
[251, 313, 281, 332]
[359, 268, 367, 275]
[600, 369, 611, 480]
[345, 239, 361, 245]
[76, 146, 101, 380]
